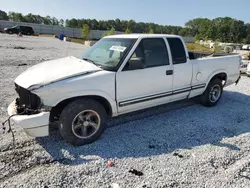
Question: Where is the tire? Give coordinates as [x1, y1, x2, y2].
[200, 78, 223, 107]
[59, 98, 108, 146]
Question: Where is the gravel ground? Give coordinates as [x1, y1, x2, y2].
[1, 33, 250, 188]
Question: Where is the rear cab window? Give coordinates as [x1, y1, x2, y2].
[167, 37, 187, 64]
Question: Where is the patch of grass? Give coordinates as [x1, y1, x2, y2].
[186, 43, 213, 52]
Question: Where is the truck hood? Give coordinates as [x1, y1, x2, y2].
[14, 56, 102, 89]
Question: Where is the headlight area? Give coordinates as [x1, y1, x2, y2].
[3, 83, 51, 137]
[15, 83, 51, 114]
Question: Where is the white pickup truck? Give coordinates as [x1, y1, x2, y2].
[7, 34, 241, 146]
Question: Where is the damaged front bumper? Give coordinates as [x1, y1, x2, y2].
[7, 99, 50, 137]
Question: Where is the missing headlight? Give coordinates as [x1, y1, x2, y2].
[15, 83, 41, 112]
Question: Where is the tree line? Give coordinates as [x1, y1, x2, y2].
[185, 18, 250, 43]
[0, 10, 250, 43]
[0, 10, 64, 26]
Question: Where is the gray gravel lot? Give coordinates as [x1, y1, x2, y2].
[1, 33, 250, 188]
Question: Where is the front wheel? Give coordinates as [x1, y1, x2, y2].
[200, 78, 223, 107]
[59, 99, 108, 146]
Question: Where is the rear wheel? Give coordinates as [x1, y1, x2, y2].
[59, 99, 108, 146]
[200, 78, 223, 107]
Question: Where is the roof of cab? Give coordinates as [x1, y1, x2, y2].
[104, 33, 181, 39]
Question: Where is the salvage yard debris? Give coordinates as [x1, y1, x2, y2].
[13, 46, 26, 50]
[173, 152, 184, 158]
[128, 168, 144, 176]
[107, 160, 114, 167]
[17, 63, 27, 66]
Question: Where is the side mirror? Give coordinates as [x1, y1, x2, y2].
[128, 57, 145, 70]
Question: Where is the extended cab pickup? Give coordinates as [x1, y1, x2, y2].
[7, 34, 241, 146]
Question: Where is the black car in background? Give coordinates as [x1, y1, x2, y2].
[4, 25, 35, 35]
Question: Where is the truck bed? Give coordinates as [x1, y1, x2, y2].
[191, 54, 240, 88]
[188, 51, 239, 60]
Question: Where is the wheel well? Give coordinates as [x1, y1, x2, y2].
[49, 96, 113, 122]
[210, 73, 227, 87]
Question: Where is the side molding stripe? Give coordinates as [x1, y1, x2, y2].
[119, 83, 206, 107]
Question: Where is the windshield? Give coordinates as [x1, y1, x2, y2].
[81, 38, 136, 70]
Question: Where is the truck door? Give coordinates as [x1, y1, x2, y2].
[166, 37, 193, 100]
[116, 37, 174, 114]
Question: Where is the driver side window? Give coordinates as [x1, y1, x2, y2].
[123, 38, 169, 71]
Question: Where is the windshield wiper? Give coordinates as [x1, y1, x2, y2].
[83, 58, 104, 68]
[82, 58, 97, 65]
[82, 57, 109, 69]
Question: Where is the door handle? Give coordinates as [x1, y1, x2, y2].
[166, 70, 173, 75]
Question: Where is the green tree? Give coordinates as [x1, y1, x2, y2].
[102, 27, 116, 37]
[125, 27, 132, 34]
[8, 12, 26, 22]
[229, 19, 247, 43]
[185, 18, 213, 40]
[148, 27, 154, 34]
[24, 13, 38, 23]
[178, 28, 194, 36]
[246, 24, 250, 36]
[59, 19, 64, 27]
[120, 20, 128, 31]
[51, 17, 59, 25]
[107, 27, 116, 35]
[82, 24, 90, 39]
[163, 25, 172, 34]
[44, 16, 53, 25]
[212, 17, 247, 42]
[66, 18, 78, 28]
[243, 38, 250, 44]
[135, 22, 146, 33]
[179, 28, 187, 36]
[127, 19, 136, 32]
[0, 10, 9, 20]
[115, 18, 121, 31]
